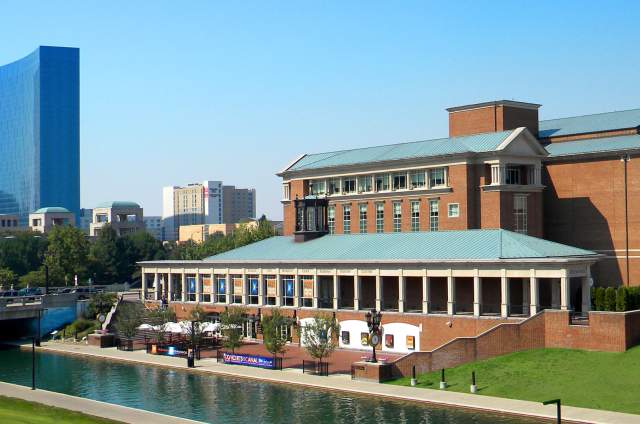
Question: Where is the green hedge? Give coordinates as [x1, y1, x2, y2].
[591, 286, 640, 311]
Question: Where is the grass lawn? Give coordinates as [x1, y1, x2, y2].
[386, 346, 640, 415]
[0, 396, 121, 424]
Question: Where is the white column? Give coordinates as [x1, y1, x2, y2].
[141, 271, 147, 300]
[447, 273, 455, 315]
[530, 275, 539, 316]
[167, 273, 173, 303]
[422, 275, 429, 314]
[312, 274, 319, 308]
[181, 271, 187, 302]
[582, 277, 592, 313]
[258, 273, 264, 306]
[225, 272, 231, 305]
[154, 273, 160, 301]
[242, 274, 248, 305]
[560, 276, 569, 310]
[523, 278, 531, 315]
[195, 273, 202, 303]
[500, 271, 509, 317]
[294, 273, 300, 308]
[375, 274, 382, 311]
[398, 276, 406, 313]
[473, 273, 481, 316]
[332, 274, 339, 309]
[354, 276, 361, 311]
[275, 274, 282, 307]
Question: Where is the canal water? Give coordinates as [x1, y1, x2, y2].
[0, 347, 542, 424]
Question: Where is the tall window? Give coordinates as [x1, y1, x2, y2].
[328, 178, 341, 195]
[376, 203, 384, 233]
[343, 205, 351, 234]
[506, 166, 521, 185]
[282, 275, 295, 306]
[411, 200, 420, 231]
[393, 173, 407, 190]
[429, 168, 446, 187]
[282, 184, 290, 200]
[248, 275, 259, 304]
[343, 177, 356, 194]
[328, 206, 335, 234]
[359, 203, 368, 233]
[410, 171, 426, 189]
[514, 194, 528, 234]
[375, 174, 389, 191]
[215, 275, 226, 303]
[358, 175, 373, 193]
[429, 199, 439, 231]
[393, 201, 402, 232]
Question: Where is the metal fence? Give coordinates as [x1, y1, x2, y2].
[302, 360, 328, 376]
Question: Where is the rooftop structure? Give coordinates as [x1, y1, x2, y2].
[29, 207, 74, 233]
[90, 201, 143, 237]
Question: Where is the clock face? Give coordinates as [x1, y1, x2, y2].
[370, 333, 380, 346]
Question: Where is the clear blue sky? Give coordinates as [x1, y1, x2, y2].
[2, 1, 639, 219]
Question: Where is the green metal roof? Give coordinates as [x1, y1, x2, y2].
[539, 108, 640, 138]
[96, 201, 140, 208]
[545, 134, 640, 157]
[286, 130, 516, 172]
[203, 230, 597, 263]
[33, 207, 71, 214]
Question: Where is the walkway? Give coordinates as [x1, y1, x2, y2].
[24, 342, 640, 424]
[0, 381, 202, 424]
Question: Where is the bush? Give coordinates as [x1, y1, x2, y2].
[628, 287, 640, 310]
[616, 287, 629, 312]
[594, 287, 605, 311]
[62, 318, 99, 339]
[604, 287, 617, 311]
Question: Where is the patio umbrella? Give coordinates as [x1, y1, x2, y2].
[137, 323, 154, 330]
[201, 322, 220, 333]
[163, 322, 184, 333]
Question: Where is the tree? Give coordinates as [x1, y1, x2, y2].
[616, 287, 629, 312]
[594, 287, 606, 311]
[220, 307, 245, 353]
[113, 302, 143, 340]
[18, 268, 46, 288]
[261, 308, 288, 359]
[85, 292, 117, 319]
[89, 225, 135, 284]
[0, 231, 47, 276]
[604, 287, 617, 311]
[44, 225, 89, 285]
[0, 268, 17, 289]
[298, 314, 340, 365]
[145, 306, 177, 344]
[185, 305, 207, 347]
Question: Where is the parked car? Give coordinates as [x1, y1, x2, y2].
[18, 287, 42, 296]
[1, 290, 19, 297]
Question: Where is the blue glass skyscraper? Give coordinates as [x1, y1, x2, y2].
[0, 46, 80, 224]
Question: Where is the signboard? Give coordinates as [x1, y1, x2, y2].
[406, 335, 415, 350]
[202, 277, 212, 293]
[249, 278, 259, 296]
[302, 279, 314, 298]
[217, 278, 226, 295]
[341, 331, 350, 345]
[223, 352, 275, 369]
[360, 332, 369, 346]
[233, 278, 243, 295]
[151, 345, 188, 358]
[385, 334, 394, 348]
[266, 278, 277, 297]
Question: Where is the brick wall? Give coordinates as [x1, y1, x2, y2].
[449, 105, 538, 137]
[542, 128, 638, 144]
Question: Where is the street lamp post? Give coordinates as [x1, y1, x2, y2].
[365, 309, 382, 363]
[31, 337, 36, 390]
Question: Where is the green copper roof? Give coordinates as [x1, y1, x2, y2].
[96, 201, 140, 208]
[545, 134, 640, 157]
[286, 130, 516, 172]
[203, 230, 597, 263]
[33, 207, 71, 214]
[539, 108, 640, 138]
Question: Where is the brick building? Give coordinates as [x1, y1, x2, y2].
[280, 100, 640, 287]
[140, 100, 640, 358]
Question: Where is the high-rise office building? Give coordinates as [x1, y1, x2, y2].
[0, 46, 80, 224]
[162, 181, 223, 241]
[222, 185, 256, 224]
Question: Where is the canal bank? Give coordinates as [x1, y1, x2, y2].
[21, 342, 640, 424]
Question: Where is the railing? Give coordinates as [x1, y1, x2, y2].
[302, 360, 328, 376]
[0, 295, 43, 309]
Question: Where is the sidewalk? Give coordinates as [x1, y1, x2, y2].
[31, 342, 640, 424]
[0, 381, 203, 424]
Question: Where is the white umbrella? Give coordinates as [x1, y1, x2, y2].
[163, 322, 184, 333]
[201, 322, 220, 333]
[138, 323, 154, 330]
[178, 321, 192, 330]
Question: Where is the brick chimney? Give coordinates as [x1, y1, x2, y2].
[447, 100, 541, 137]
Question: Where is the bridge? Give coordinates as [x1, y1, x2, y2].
[0, 293, 83, 339]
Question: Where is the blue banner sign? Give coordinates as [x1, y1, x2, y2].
[223, 352, 275, 369]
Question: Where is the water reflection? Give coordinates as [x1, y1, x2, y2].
[0, 347, 541, 424]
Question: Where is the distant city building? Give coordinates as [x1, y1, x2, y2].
[0, 214, 20, 232]
[90, 201, 144, 237]
[79, 208, 93, 234]
[222, 185, 256, 224]
[0, 46, 80, 225]
[179, 219, 283, 243]
[143, 216, 163, 240]
[29, 207, 75, 233]
[162, 181, 223, 241]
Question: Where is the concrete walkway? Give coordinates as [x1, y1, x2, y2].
[28, 342, 640, 424]
[0, 381, 203, 424]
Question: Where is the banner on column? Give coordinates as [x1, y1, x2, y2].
[233, 277, 243, 295]
[187, 276, 196, 294]
[266, 278, 277, 297]
[202, 277, 212, 293]
[302, 278, 314, 298]
[249, 278, 259, 296]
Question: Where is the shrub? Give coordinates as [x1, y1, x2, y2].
[594, 287, 605, 311]
[628, 287, 640, 310]
[62, 318, 99, 339]
[616, 287, 629, 312]
[604, 287, 617, 311]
